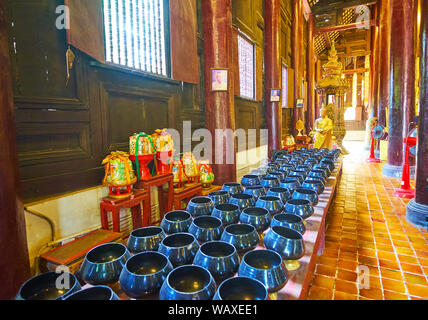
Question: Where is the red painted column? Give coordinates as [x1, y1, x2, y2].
[378, 0, 391, 128]
[202, 0, 236, 185]
[407, 0, 428, 227]
[264, 0, 282, 157]
[370, 4, 379, 118]
[383, 0, 416, 178]
[292, 0, 302, 136]
[306, 13, 315, 131]
[0, 1, 31, 299]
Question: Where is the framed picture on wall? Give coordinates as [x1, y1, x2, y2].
[211, 69, 229, 91]
[270, 89, 281, 102]
[296, 99, 304, 108]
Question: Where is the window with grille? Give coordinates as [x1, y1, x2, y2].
[103, 0, 168, 76]
[238, 34, 255, 99]
[282, 65, 288, 107]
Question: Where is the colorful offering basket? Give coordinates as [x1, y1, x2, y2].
[153, 129, 174, 175]
[172, 156, 187, 188]
[182, 152, 199, 183]
[102, 151, 137, 199]
[198, 160, 214, 188]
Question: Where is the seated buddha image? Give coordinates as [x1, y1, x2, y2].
[314, 106, 333, 150]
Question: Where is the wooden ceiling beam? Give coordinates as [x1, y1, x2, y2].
[314, 20, 376, 35]
[312, 0, 377, 15]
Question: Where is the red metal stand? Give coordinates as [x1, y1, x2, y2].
[366, 130, 381, 163]
[394, 137, 417, 199]
[157, 151, 173, 175]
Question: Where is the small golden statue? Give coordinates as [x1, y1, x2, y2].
[314, 106, 333, 150]
[296, 120, 305, 137]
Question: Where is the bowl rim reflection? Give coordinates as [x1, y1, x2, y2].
[198, 241, 237, 260]
[17, 271, 80, 300]
[65, 285, 117, 300]
[189, 196, 214, 205]
[273, 213, 303, 224]
[214, 203, 240, 212]
[294, 188, 317, 195]
[160, 233, 197, 249]
[85, 242, 128, 265]
[268, 187, 290, 194]
[130, 226, 164, 239]
[165, 265, 214, 295]
[163, 210, 192, 223]
[123, 251, 170, 278]
[258, 196, 282, 202]
[192, 216, 223, 229]
[241, 207, 269, 217]
[224, 223, 257, 236]
[223, 182, 241, 187]
[242, 249, 283, 271]
[209, 190, 230, 197]
[271, 226, 303, 239]
[215, 276, 268, 300]
[230, 193, 254, 200]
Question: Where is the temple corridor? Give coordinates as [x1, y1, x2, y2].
[308, 140, 428, 300]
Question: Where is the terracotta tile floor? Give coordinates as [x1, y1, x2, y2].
[307, 141, 428, 300]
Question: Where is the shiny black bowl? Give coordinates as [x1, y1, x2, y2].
[220, 224, 260, 254]
[208, 190, 231, 206]
[241, 175, 261, 187]
[267, 187, 291, 205]
[267, 171, 286, 183]
[127, 226, 166, 253]
[212, 203, 241, 226]
[238, 249, 288, 293]
[16, 271, 81, 300]
[302, 179, 325, 194]
[260, 177, 280, 189]
[280, 178, 301, 193]
[240, 207, 271, 233]
[270, 213, 306, 235]
[158, 233, 200, 267]
[292, 188, 319, 206]
[186, 197, 215, 217]
[79, 243, 131, 286]
[213, 277, 268, 300]
[64, 286, 119, 300]
[222, 182, 243, 195]
[188, 216, 224, 243]
[243, 185, 266, 201]
[160, 210, 193, 234]
[159, 265, 216, 300]
[193, 241, 240, 283]
[119, 251, 173, 298]
[229, 193, 256, 211]
[263, 226, 305, 261]
[255, 196, 283, 216]
[285, 199, 314, 219]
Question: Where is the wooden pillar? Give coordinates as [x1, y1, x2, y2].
[383, 0, 416, 178]
[264, 0, 282, 157]
[306, 13, 315, 131]
[370, 5, 379, 118]
[407, 0, 428, 228]
[292, 0, 302, 135]
[378, 0, 391, 127]
[202, 0, 236, 185]
[315, 59, 322, 118]
[0, 1, 31, 299]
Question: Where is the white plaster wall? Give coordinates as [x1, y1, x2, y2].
[236, 145, 268, 181]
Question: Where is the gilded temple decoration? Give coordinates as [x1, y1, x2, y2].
[316, 42, 350, 154]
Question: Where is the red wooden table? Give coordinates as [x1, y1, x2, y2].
[100, 189, 151, 233]
[173, 183, 203, 210]
[134, 173, 173, 225]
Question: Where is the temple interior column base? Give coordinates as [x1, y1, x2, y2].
[382, 163, 416, 179]
[406, 199, 428, 229]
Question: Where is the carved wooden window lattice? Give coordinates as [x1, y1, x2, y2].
[238, 33, 255, 100]
[103, 0, 167, 76]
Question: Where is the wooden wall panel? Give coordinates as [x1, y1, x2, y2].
[7, 0, 205, 202]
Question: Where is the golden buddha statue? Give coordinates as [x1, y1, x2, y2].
[314, 106, 333, 150]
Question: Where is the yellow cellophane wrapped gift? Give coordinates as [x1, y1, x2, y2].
[152, 129, 174, 152]
[129, 133, 156, 156]
[172, 157, 187, 186]
[198, 160, 214, 187]
[102, 151, 137, 187]
[182, 152, 199, 179]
